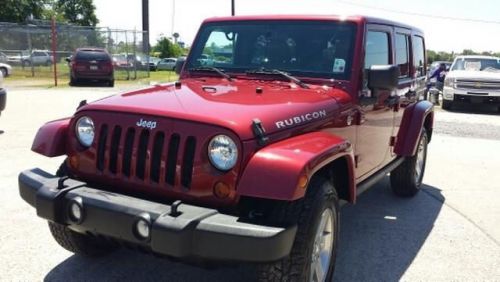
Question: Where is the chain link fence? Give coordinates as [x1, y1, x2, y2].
[0, 21, 150, 83]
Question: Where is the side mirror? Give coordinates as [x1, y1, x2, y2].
[175, 58, 186, 75]
[65, 57, 71, 63]
[368, 65, 399, 91]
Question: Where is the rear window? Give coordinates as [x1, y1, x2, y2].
[75, 51, 110, 61]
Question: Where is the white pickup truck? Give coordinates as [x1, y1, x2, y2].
[443, 55, 500, 111]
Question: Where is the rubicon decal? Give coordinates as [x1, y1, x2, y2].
[136, 118, 157, 129]
[275, 110, 327, 129]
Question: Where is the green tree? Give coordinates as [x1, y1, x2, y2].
[0, 0, 51, 23]
[55, 0, 99, 26]
[153, 37, 183, 58]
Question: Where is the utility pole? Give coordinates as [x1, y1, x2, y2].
[231, 0, 235, 16]
[142, 0, 149, 55]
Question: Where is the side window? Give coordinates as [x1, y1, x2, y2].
[364, 31, 390, 69]
[413, 36, 426, 77]
[395, 33, 410, 78]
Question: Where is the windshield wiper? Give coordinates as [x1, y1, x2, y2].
[246, 68, 310, 89]
[189, 66, 233, 81]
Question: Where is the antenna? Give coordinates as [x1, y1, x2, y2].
[231, 0, 235, 16]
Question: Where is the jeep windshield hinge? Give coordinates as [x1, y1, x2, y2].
[252, 119, 269, 146]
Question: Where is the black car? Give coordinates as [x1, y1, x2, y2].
[67, 48, 114, 87]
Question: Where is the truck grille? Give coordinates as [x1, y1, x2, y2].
[456, 79, 500, 91]
[95, 124, 197, 189]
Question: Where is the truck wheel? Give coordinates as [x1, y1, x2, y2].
[257, 177, 339, 282]
[0, 67, 7, 77]
[442, 99, 452, 110]
[69, 77, 77, 86]
[48, 222, 117, 257]
[390, 129, 428, 197]
[50, 160, 117, 256]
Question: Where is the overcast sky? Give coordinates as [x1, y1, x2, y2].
[94, 0, 500, 52]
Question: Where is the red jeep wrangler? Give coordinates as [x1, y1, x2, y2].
[19, 15, 433, 281]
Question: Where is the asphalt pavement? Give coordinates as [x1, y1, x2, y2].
[0, 87, 499, 281]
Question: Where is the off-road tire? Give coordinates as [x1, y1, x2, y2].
[442, 99, 452, 110]
[257, 176, 339, 282]
[69, 77, 77, 87]
[48, 222, 116, 257]
[390, 129, 428, 197]
[50, 160, 117, 256]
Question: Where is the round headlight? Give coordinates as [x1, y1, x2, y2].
[75, 116, 95, 147]
[208, 135, 238, 171]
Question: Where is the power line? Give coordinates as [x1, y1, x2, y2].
[337, 0, 500, 25]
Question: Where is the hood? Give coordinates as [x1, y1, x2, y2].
[80, 78, 343, 140]
[448, 70, 500, 80]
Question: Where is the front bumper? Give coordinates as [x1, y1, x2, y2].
[0, 88, 6, 113]
[443, 86, 500, 104]
[18, 168, 296, 262]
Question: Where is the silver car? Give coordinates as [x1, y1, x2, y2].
[157, 58, 177, 71]
[0, 63, 12, 77]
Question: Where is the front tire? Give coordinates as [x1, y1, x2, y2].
[257, 177, 339, 282]
[48, 222, 117, 257]
[442, 99, 452, 110]
[390, 129, 428, 197]
[50, 160, 117, 257]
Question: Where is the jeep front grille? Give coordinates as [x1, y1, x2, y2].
[95, 124, 197, 189]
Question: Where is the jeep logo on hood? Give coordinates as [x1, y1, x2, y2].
[136, 118, 157, 130]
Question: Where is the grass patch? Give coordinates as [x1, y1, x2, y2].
[7, 64, 178, 89]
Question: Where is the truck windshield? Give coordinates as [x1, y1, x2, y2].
[452, 58, 500, 72]
[186, 20, 357, 80]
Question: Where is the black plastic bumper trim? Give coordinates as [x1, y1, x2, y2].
[18, 168, 297, 262]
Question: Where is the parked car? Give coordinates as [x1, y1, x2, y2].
[0, 63, 12, 77]
[8, 50, 53, 66]
[443, 55, 500, 110]
[19, 15, 433, 281]
[0, 71, 6, 117]
[148, 57, 161, 71]
[157, 57, 177, 71]
[67, 48, 114, 87]
[112, 54, 132, 69]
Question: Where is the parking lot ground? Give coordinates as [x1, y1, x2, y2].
[0, 88, 499, 281]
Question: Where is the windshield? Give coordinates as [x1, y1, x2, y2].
[186, 20, 357, 80]
[452, 58, 500, 72]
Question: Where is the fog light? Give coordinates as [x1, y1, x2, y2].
[134, 213, 151, 240]
[68, 197, 83, 223]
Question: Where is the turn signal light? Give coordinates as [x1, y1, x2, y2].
[214, 182, 231, 199]
[69, 155, 79, 169]
[298, 175, 308, 189]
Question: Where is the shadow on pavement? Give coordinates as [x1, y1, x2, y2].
[443, 103, 500, 115]
[333, 177, 444, 282]
[44, 177, 444, 282]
